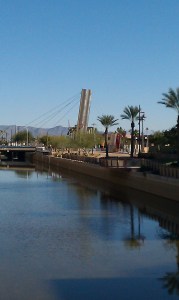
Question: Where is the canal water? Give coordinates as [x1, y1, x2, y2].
[0, 168, 179, 300]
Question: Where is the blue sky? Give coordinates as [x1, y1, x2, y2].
[1, 0, 179, 133]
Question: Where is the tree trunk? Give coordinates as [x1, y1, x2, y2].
[131, 121, 135, 158]
[105, 128, 109, 158]
[177, 115, 179, 163]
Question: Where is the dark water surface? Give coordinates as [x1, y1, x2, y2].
[0, 168, 179, 300]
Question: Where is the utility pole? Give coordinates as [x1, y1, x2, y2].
[141, 113, 145, 152]
[26, 127, 28, 146]
[138, 106, 146, 153]
[138, 105, 141, 154]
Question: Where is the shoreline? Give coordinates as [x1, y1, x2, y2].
[33, 153, 179, 202]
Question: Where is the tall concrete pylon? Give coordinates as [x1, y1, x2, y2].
[77, 89, 92, 132]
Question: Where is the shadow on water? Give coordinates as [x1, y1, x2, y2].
[36, 164, 179, 299]
[14, 169, 34, 179]
[158, 230, 179, 296]
[36, 163, 179, 220]
[49, 277, 169, 300]
[36, 163, 179, 244]
[0, 165, 179, 299]
[36, 163, 130, 201]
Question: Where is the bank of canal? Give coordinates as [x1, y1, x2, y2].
[34, 153, 179, 202]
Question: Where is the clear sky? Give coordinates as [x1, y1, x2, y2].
[1, 0, 179, 133]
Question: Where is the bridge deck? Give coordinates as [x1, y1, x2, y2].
[0, 146, 36, 152]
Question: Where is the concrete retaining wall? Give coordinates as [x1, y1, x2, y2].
[34, 154, 179, 202]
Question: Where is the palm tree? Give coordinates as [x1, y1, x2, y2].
[158, 87, 179, 161]
[159, 231, 179, 295]
[121, 106, 139, 158]
[97, 115, 118, 158]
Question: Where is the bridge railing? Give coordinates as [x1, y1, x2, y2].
[141, 158, 179, 179]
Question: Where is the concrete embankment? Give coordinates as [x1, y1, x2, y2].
[34, 154, 179, 202]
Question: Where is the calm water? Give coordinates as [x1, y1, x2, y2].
[0, 168, 179, 300]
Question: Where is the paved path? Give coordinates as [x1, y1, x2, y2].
[91, 150, 130, 158]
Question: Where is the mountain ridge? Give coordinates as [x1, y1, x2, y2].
[0, 125, 68, 140]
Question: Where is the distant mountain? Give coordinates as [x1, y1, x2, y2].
[0, 125, 68, 140]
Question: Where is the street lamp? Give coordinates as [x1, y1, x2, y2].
[26, 127, 28, 146]
[138, 106, 146, 153]
[91, 123, 96, 153]
[138, 106, 141, 154]
[22, 126, 29, 146]
[131, 119, 135, 158]
[141, 113, 145, 152]
[145, 127, 149, 149]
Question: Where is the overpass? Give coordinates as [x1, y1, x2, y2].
[0, 146, 36, 162]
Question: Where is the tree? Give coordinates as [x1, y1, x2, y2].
[67, 125, 77, 137]
[12, 130, 34, 145]
[149, 130, 166, 151]
[121, 106, 139, 157]
[70, 132, 101, 154]
[39, 135, 49, 146]
[158, 88, 179, 160]
[0, 130, 7, 145]
[39, 135, 70, 150]
[97, 115, 118, 158]
[164, 127, 177, 147]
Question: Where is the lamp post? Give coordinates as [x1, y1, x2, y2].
[146, 127, 149, 149]
[138, 107, 146, 153]
[46, 132, 49, 147]
[138, 106, 141, 154]
[131, 120, 135, 158]
[23, 126, 29, 146]
[26, 127, 28, 146]
[15, 126, 29, 146]
[91, 123, 96, 154]
[141, 113, 145, 152]
[24, 127, 28, 146]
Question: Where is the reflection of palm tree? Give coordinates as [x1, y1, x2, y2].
[159, 229, 179, 295]
[124, 237, 143, 249]
[124, 204, 144, 249]
[160, 272, 179, 295]
[14, 170, 33, 178]
[69, 182, 97, 203]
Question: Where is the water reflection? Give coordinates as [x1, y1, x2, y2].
[0, 167, 179, 299]
[56, 168, 179, 299]
[14, 169, 34, 179]
[124, 206, 145, 249]
[69, 181, 98, 202]
[159, 230, 179, 295]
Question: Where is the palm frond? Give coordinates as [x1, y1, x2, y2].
[97, 115, 118, 129]
[159, 88, 179, 114]
[121, 105, 139, 121]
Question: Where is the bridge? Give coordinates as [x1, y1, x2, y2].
[0, 146, 36, 162]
